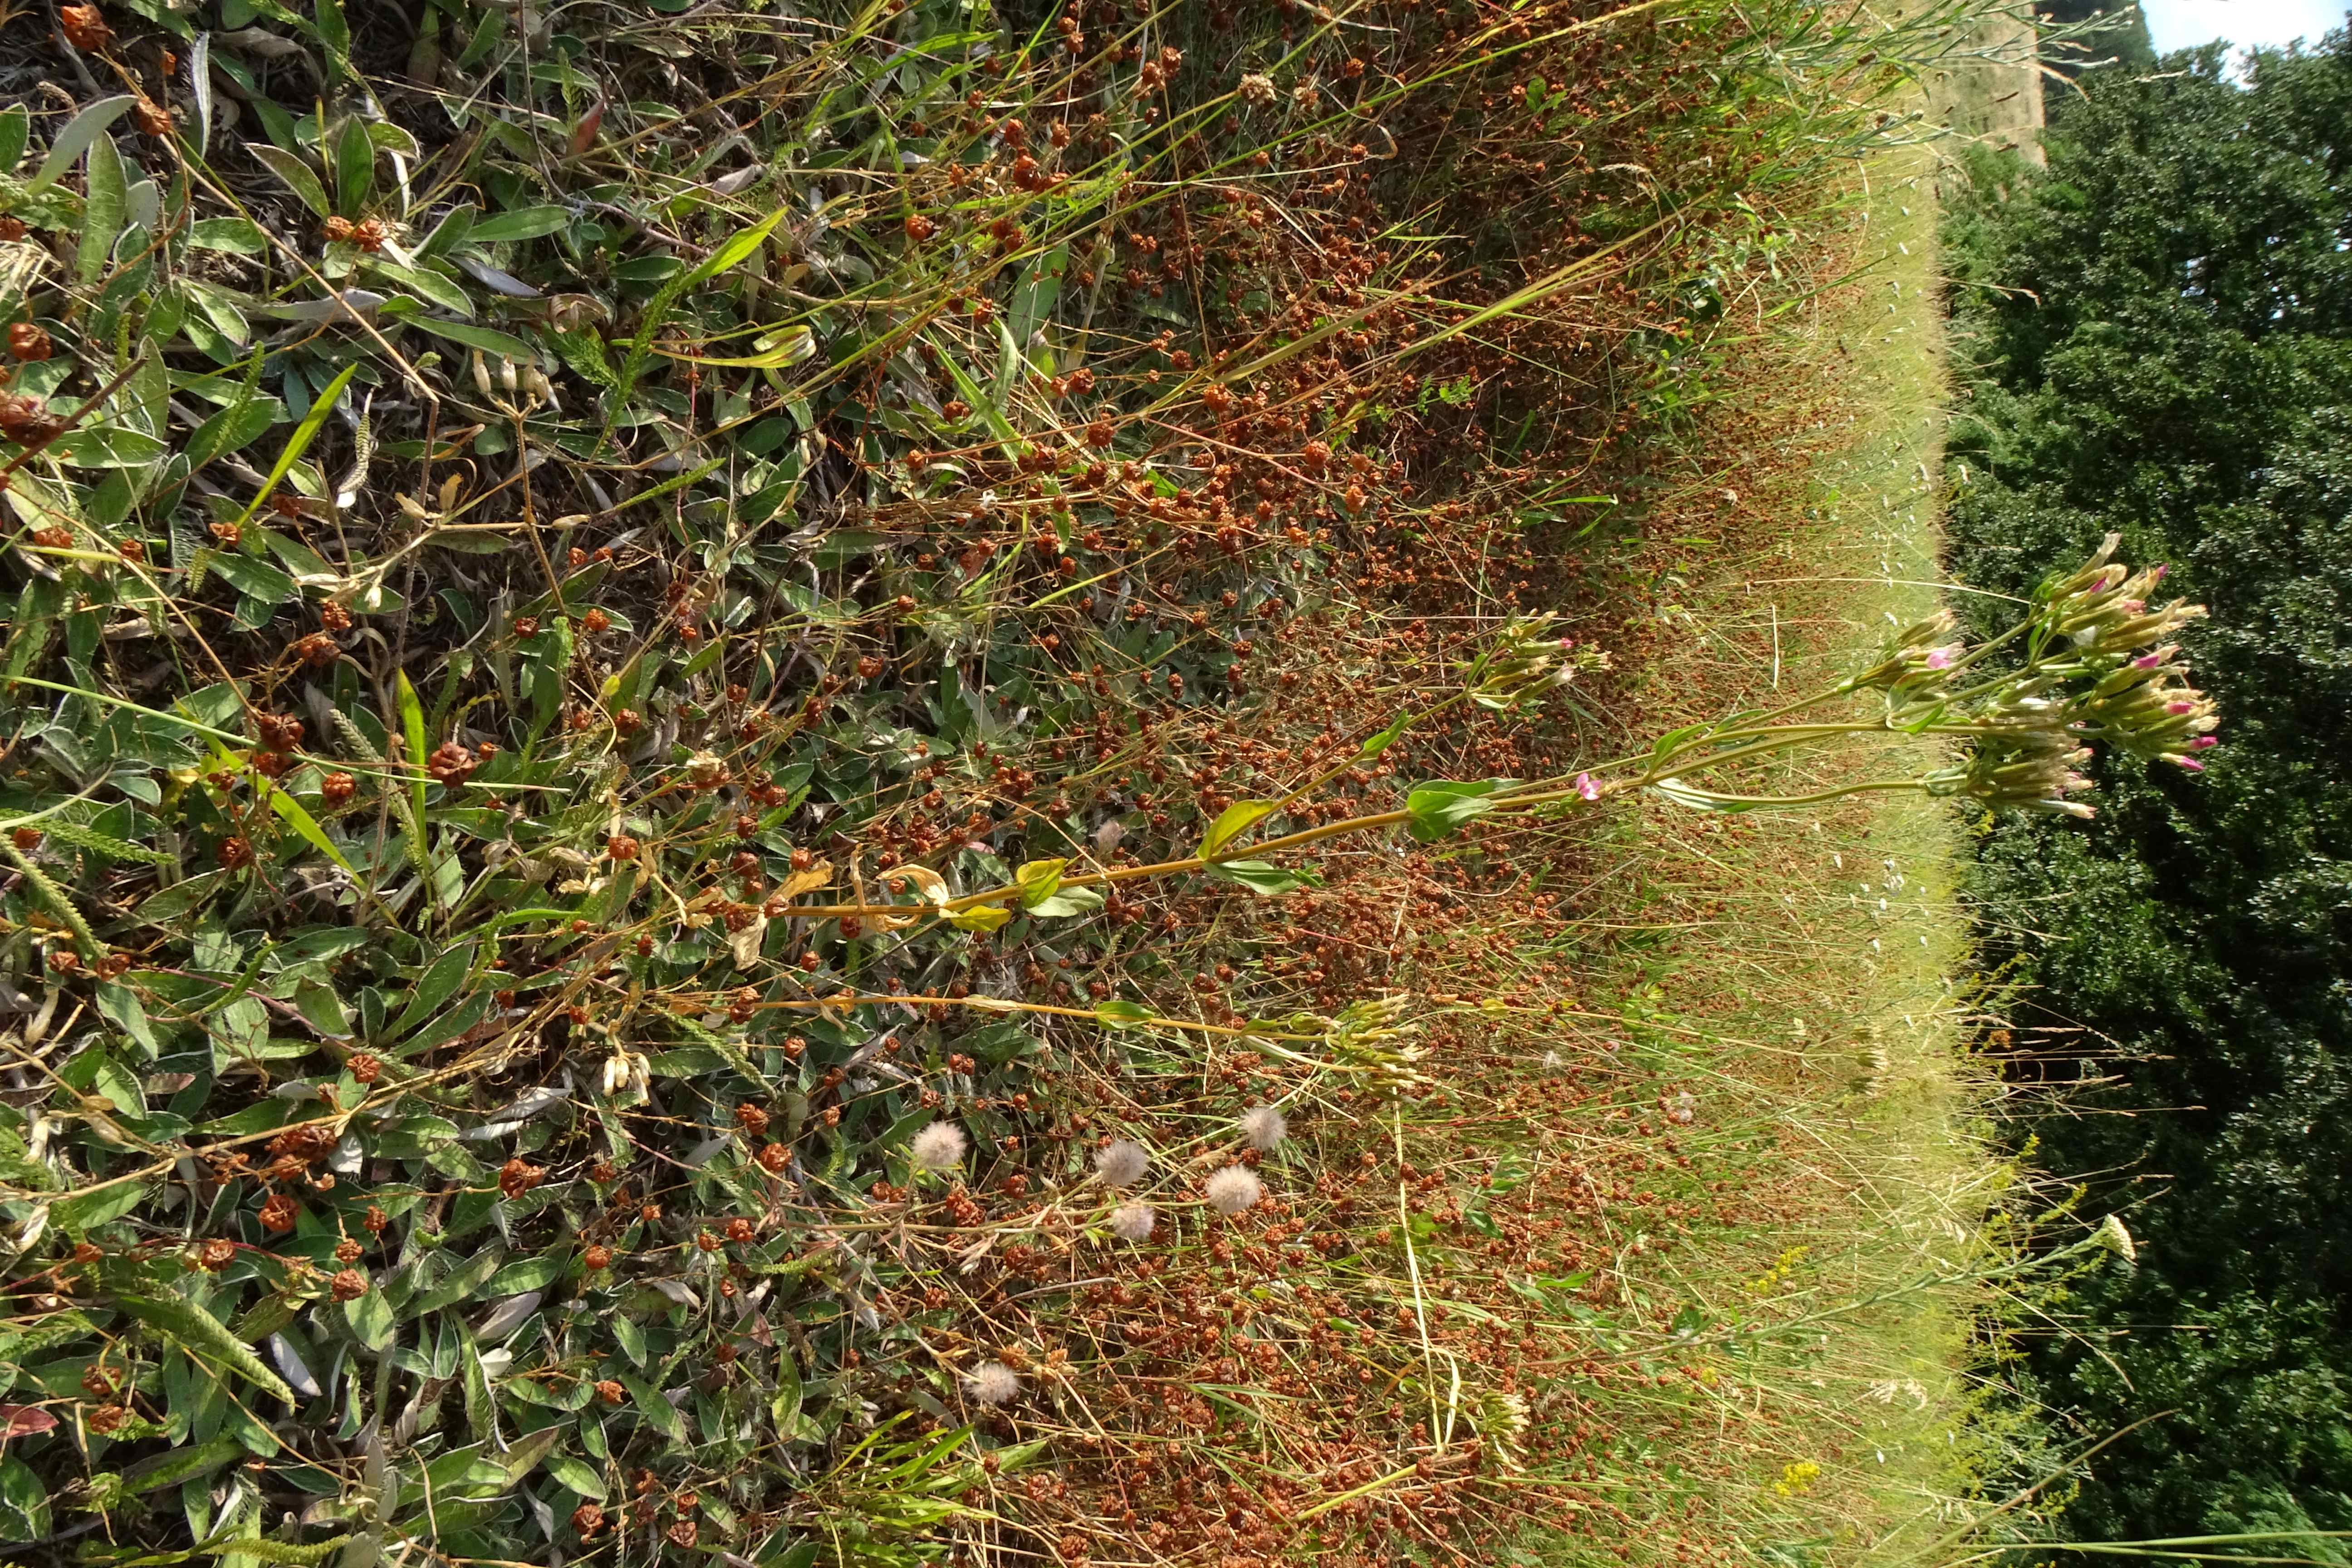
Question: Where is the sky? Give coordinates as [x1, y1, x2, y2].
[2139, 0, 2347, 52]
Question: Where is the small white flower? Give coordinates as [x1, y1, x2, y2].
[2097, 1214, 2137, 1265]
[909, 1121, 968, 1172]
[964, 1360, 1020, 1405]
[1237, 1105, 1287, 1151]
[1205, 1166, 1263, 1215]
[1109, 1201, 1156, 1242]
[1093, 1139, 1149, 1188]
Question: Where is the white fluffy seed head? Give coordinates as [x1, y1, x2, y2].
[909, 1121, 968, 1172]
[964, 1360, 1020, 1406]
[1093, 1138, 1149, 1187]
[1205, 1165, 1263, 1215]
[1109, 1201, 1156, 1242]
[1238, 1104, 1288, 1151]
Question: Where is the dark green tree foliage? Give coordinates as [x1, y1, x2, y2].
[1943, 29, 2352, 1549]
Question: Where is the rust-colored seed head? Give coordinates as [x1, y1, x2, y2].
[572, 1503, 604, 1537]
[217, 836, 254, 870]
[321, 772, 358, 808]
[132, 99, 172, 137]
[498, 1157, 543, 1200]
[330, 1268, 369, 1302]
[584, 1243, 612, 1270]
[258, 1193, 299, 1234]
[596, 1379, 624, 1404]
[59, 3, 110, 50]
[348, 1051, 380, 1083]
[426, 740, 478, 787]
[334, 1236, 363, 1263]
[11, 827, 39, 850]
[7, 323, 53, 362]
[0, 217, 27, 241]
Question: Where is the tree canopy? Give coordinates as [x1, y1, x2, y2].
[1944, 25, 2352, 1548]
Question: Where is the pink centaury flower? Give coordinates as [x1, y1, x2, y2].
[1575, 773, 1600, 801]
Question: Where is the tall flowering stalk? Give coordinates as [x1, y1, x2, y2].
[778, 537, 2213, 937]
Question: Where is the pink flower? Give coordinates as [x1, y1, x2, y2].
[1575, 773, 1600, 802]
[2190, 735, 2218, 749]
[1925, 645, 1961, 670]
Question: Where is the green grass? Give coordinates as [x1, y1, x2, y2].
[1562, 140, 2021, 1564]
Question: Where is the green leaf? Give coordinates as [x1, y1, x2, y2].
[403, 316, 535, 361]
[0, 105, 29, 172]
[1204, 859, 1320, 897]
[117, 1291, 298, 1403]
[769, 1347, 802, 1434]
[1198, 799, 1280, 858]
[1358, 712, 1410, 760]
[1404, 779, 1511, 843]
[185, 393, 286, 471]
[231, 361, 357, 530]
[123, 1436, 241, 1495]
[1649, 776, 1764, 813]
[189, 216, 270, 254]
[54, 1176, 153, 1230]
[1028, 885, 1105, 918]
[390, 941, 474, 1037]
[78, 130, 126, 287]
[1012, 858, 1066, 908]
[207, 549, 296, 605]
[613, 205, 789, 411]
[546, 1452, 605, 1499]
[28, 95, 136, 194]
[467, 205, 572, 244]
[292, 980, 354, 1038]
[245, 142, 331, 219]
[945, 903, 1011, 933]
[264, 782, 358, 876]
[395, 668, 429, 821]
[0, 1453, 52, 1543]
[1093, 1000, 1152, 1029]
[619, 1372, 686, 1443]
[333, 115, 373, 216]
[343, 1283, 396, 1351]
[49, 423, 168, 469]
[499, 1425, 564, 1485]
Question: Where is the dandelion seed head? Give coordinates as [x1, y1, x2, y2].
[1094, 1138, 1149, 1187]
[1237, 1105, 1287, 1151]
[1205, 1166, 1263, 1215]
[965, 1360, 1020, 1405]
[909, 1121, 968, 1172]
[1110, 1201, 1156, 1242]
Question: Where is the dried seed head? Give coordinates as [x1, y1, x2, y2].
[965, 1359, 1020, 1405]
[1093, 1138, 1149, 1187]
[910, 1120, 969, 1171]
[1237, 1105, 1287, 1151]
[1109, 1200, 1156, 1242]
[1205, 1166, 1263, 1215]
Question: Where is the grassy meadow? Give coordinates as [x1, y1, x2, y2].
[0, 0, 2152, 1564]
